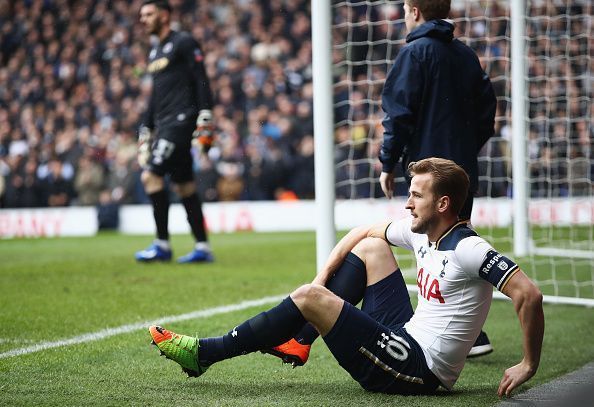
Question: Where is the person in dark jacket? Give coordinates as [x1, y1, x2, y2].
[379, 0, 497, 357]
[135, 0, 215, 263]
[379, 0, 496, 221]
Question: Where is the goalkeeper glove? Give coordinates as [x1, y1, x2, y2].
[193, 109, 214, 154]
[137, 126, 153, 168]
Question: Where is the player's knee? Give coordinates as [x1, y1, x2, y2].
[141, 171, 164, 194]
[352, 237, 393, 261]
[291, 284, 328, 309]
[172, 181, 195, 198]
[140, 170, 152, 185]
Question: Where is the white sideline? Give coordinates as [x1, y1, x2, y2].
[0, 294, 286, 360]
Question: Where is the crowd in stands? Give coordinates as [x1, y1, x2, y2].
[0, 0, 591, 210]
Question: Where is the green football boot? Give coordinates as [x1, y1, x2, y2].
[149, 325, 208, 377]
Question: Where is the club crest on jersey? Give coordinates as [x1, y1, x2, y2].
[497, 260, 508, 271]
[440, 259, 448, 278]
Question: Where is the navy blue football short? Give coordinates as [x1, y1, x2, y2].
[148, 120, 195, 183]
[323, 270, 441, 394]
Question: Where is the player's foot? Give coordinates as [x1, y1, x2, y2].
[149, 325, 209, 377]
[262, 338, 311, 367]
[135, 243, 172, 262]
[467, 330, 493, 358]
[177, 249, 214, 264]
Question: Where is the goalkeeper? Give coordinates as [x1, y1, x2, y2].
[135, 0, 215, 263]
[378, 0, 497, 356]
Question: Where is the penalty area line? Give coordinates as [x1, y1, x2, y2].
[0, 294, 286, 360]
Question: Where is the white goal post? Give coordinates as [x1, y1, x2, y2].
[312, 0, 594, 306]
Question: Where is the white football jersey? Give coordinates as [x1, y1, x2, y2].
[386, 217, 519, 390]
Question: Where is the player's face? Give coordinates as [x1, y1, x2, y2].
[406, 173, 440, 235]
[139, 4, 162, 35]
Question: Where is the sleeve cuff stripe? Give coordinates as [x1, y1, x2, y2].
[497, 266, 519, 291]
[385, 222, 393, 246]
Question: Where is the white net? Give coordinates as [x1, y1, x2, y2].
[331, 0, 593, 301]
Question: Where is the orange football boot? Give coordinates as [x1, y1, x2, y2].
[262, 338, 311, 367]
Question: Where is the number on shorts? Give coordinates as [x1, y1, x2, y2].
[151, 139, 175, 165]
[377, 332, 411, 361]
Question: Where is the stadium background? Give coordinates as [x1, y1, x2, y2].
[1, 0, 589, 210]
[1, 1, 593, 405]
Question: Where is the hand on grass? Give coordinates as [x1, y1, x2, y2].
[497, 359, 536, 398]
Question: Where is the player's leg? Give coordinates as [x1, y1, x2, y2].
[135, 168, 172, 261]
[320, 241, 437, 394]
[264, 237, 402, 365]
[149, 278, 437, 393]
[262, 251, 368, 365]
[173, 180, 213, 263]
[170, 124, 213, 264]
[323, 302, 440, 394]
[149, 285, 338, 376]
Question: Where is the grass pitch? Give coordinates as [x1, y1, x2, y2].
[1, 231, 593, 406]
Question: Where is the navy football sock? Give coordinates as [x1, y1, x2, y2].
[295, 252, 367, 345]
[198, 297, 306, 365]
[181, 193, 208, 243]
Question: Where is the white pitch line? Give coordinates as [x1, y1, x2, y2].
[0, 338, 36, 344]
[0, 294, 286, 360]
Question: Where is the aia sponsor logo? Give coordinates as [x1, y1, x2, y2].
[416, 268, 445, 303]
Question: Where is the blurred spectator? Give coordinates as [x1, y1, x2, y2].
[97, 190, 119, 230]
[42, 157, 75, 207]
[4, 155, 43, 207]
[74, 154, 105, 205]
[216, 161, 245, 201]
[104, 150, 136, 205]
[287, 135, 315, 199]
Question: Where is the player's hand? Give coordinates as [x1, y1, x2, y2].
[379, 171, 394, 199]
[497, 359, 537, 398]
[137, 126, 153, 168]
[193, 109, 214, 154]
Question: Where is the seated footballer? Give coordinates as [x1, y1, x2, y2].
[149, 157, 545, 397]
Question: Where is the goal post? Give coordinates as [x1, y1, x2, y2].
[312, 0, 336, 272]
[314, 0, 594, 305]
[510, 0, 529, 258]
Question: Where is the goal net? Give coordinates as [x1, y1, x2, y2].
[330, 0, 593, 304]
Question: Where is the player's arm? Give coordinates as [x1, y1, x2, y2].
[179, 35, 215, 153]
[474, 69, 496, 151]
[138, 83, 157, 167]
[498, 270, 544, 398]
[312, 221, 391, 286]
[179, 35, 214, 111]
[458, 239, 544, 397]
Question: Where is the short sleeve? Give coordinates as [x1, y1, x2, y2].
[385, 217, 414, 251]
[456, 236, 519, 291]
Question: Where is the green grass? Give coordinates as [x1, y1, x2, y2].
[1, 231, 593, 406]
